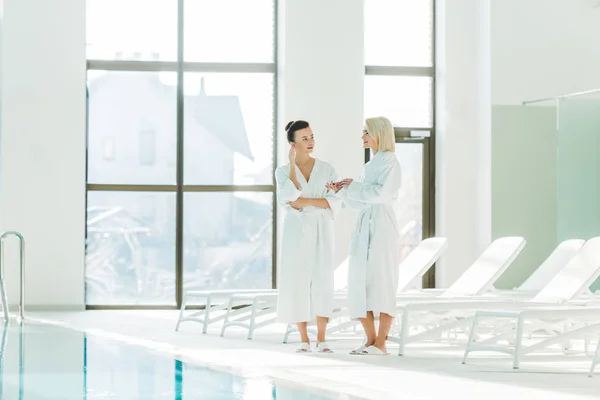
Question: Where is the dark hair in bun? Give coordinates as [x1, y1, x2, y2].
[285, 120, 309, 143]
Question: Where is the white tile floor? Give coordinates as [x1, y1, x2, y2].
[24, 311, 600, 400]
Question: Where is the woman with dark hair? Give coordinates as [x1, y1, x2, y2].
[275, 120, 342, 353]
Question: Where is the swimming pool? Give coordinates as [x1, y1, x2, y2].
[0, 321, 337, 399]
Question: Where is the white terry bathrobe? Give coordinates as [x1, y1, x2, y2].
[275, 159, 342, 324]
[341, 151, 402, 319]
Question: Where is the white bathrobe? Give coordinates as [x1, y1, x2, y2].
[341, 151, 402, 319]
[275, 159, 342, 324]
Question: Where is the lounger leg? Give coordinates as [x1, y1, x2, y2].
[202, 297, 212, 334]
[462, 313, 480, 364]
[398, 310, 409, 356]
[283, 324, 293, 343]
[589, 338, 600, 378]
[513, 316, 524, 370]
[247, 300, 259, 340]
[220, 298, 235, 337]
[561, 321, 573, 353]
[175, 295, 188, 332]
[585, 335, 591, 356]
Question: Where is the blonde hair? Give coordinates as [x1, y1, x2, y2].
[365, 116, 395, 152]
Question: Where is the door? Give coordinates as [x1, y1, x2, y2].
[365, 127, 435, 288]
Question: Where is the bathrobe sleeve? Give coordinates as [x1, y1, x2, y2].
[345, 154, 401, 204]
[275, 165, 302, 206]
[324, 164, 343, 219]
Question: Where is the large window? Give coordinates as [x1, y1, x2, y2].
[85, 0, 277, 306]
[364, 0, 436, 287]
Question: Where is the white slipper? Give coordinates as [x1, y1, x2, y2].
[295, 342, 312, 353]
[316, 341, 334, 353]
[361, 345, 389, 356]
[349, 344, 368, 355]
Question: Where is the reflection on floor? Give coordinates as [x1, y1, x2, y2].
[9, 311, 600, 400]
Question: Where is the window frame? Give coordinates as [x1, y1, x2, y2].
[85, 0, 278, 308]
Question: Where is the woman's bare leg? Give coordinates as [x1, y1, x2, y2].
[316, 316, 328, 343]
[316, 316, 333, 351]
[359, 311, 377, 346]
[297, 322, 310, 343]
[373, 313, 393, 353]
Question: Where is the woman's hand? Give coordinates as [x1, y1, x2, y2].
[325, 179, 354, 192]
[288, 145, 301, 190]
[325, 181, 338, 192]
[325, 181, 342, 193]
[287, 198, 309, 210]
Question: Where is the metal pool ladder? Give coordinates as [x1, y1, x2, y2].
[0, 231, 25, 321]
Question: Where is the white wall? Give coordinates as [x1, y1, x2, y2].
[0, 0, 86, 309]
[434, 0, 492, 287]
[492, 0, 600, 105]
[0, 0, 3, 195]
[0, 0, 4, 183]
[277, 0, 365, 274]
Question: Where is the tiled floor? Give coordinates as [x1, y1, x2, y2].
[23, 311, 600, 399]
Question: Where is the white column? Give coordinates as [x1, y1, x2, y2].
[0, 0, 86, 309]
[0, 0, 4, 164]
[435, 0, 492, 286]
[277, 0, 365, 271]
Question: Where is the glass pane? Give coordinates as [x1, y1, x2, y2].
[87, 71, 177, 184]
[85, 191, 176, 305]
[183, 73, 274, 185]
[184, 0, 274, 63]
[556, 98, 600, 291]
[183, 192, 273, 294]
[364, 0, 433, 67]
[364, 76, 432, 128]
[395, 143, 424, 268]
[87, 0, 177, 61]
[489, 103, 558, 289]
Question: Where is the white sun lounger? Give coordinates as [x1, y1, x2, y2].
[462, 236, 600, 371]
[395, 239, 583, 302]
[422, 239, 584, 303]
[492, 239, 585, 296]
[220, 291, 279, 339]
[386, 238, 589, 355]
[589, 336, 600, 377]
[382, 236, 527, 354]
[175, 289, 277, 333]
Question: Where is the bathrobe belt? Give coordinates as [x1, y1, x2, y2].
[348, 208, 372, 319]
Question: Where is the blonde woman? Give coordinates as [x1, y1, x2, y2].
[328, 116, 401, 355]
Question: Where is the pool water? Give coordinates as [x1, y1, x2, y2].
[0, 321, 335, 399]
